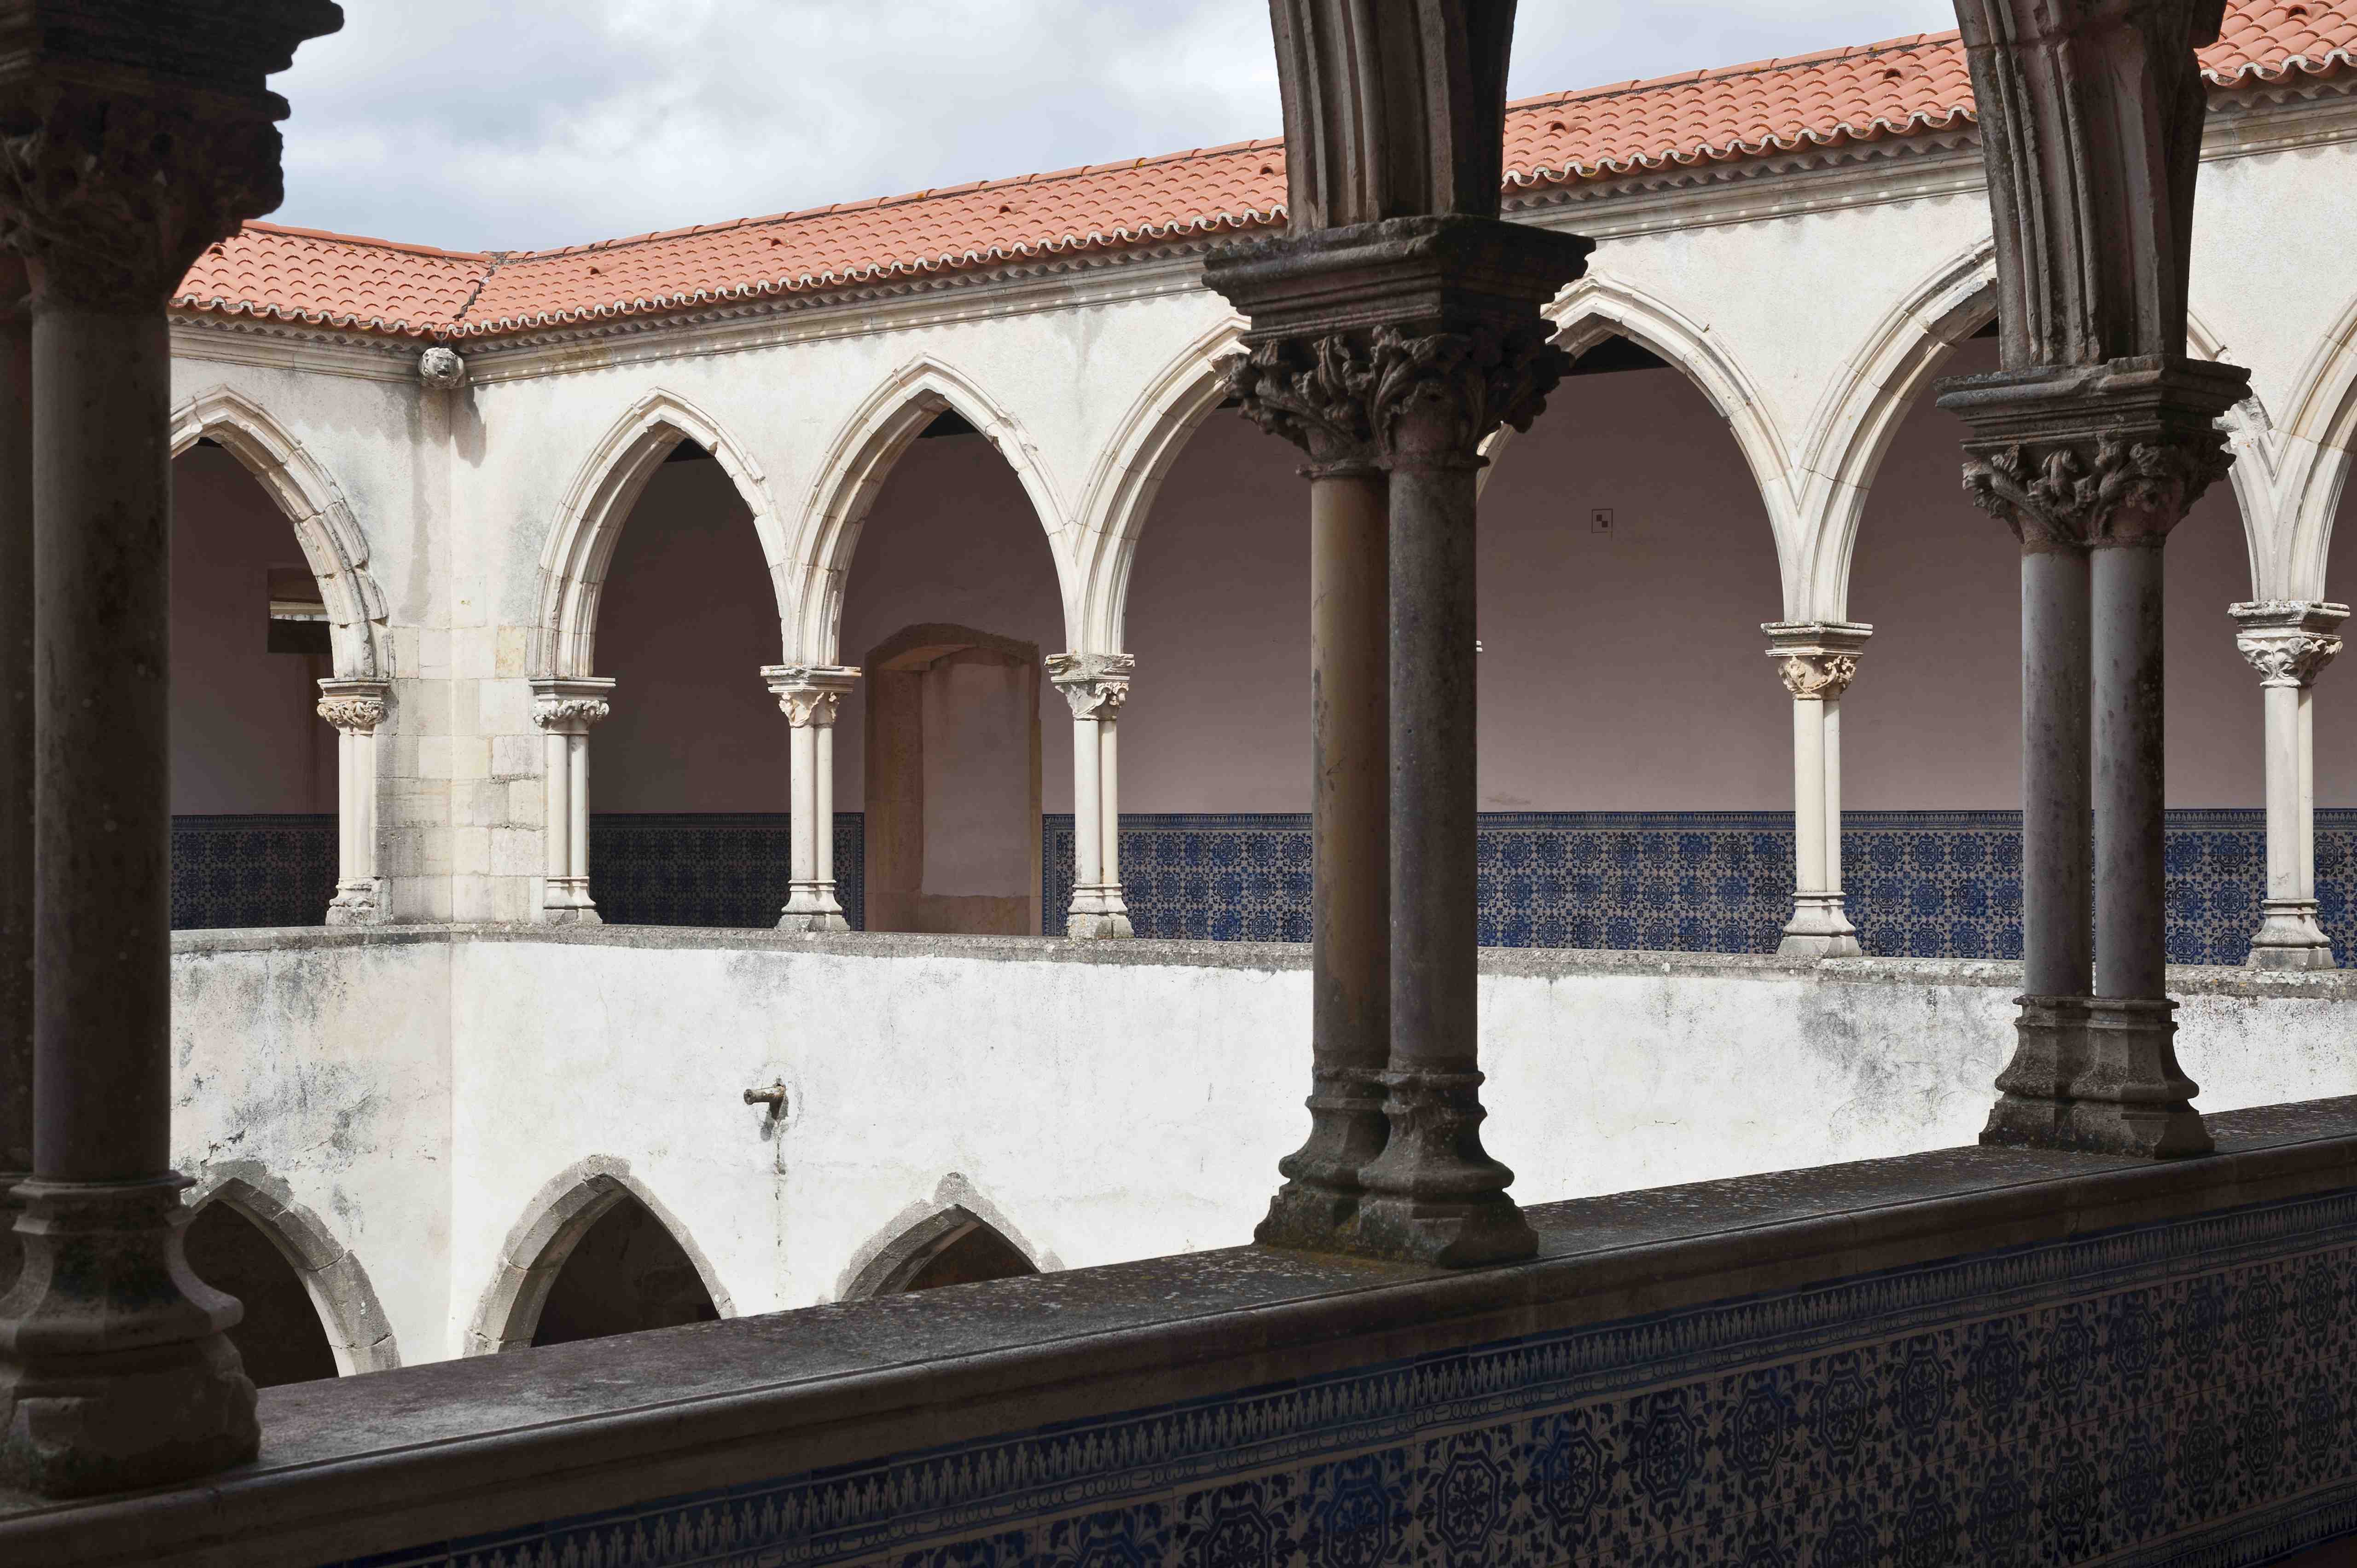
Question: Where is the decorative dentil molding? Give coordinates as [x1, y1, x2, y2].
[1763, 622, 1871, 700]
[763, 665, 860, 729]
[2231, 601, 2351, 689]
[1047, 652, 1135, 720]
[1959, 430, 2233, 549]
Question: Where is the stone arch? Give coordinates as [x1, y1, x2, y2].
[1069, 315, 1247, 657]
[169, 386, 389, 681]
[186, 1167, 400, 1377]
[464, 1155, 735, 1355]
[2271, 281, 2357, 600]
[532, 389, 788, 678]
[782, 356, 1075, 666]
[842, 1203, 1043, 1300]
[836, 1175, 1050, 1300]
[1533, 277, 1805, 611]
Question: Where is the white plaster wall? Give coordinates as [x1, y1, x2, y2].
[170, 932, 455, 1367]
[164, 928, 2357, 1369]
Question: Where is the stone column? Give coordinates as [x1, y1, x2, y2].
[316, 679, 389, 925]
[1940, 356, 2247, 1158]
[530, 677, 613, 924]
[2232, 600, 2346, 969]
[1764, 622, 1870, 957]
[766, 665, 859, 932]
[0, 256, 26, 1299]
[1046, 653, 1134, 939]
[0, 0, 345, 1493]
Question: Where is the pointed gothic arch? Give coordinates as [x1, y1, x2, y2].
[1069, 316, 1247, 657]
[2270, 281, 2357, 600]
[464, 1155, 735, 1355]
[1531, 277, 1804, 610]
[842, 1202, 1042, 1300]
[168, 387, 389, 682]
[781, 357, 1076, 666]
[185, 1169, 400, 1377]
[532, 389, 788, 678]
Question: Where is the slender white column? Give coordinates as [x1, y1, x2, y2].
[1764, 621, 1870, 958]
[2231, 601, 2346, 969]
[315, 679, 389, 925]
[1047, 652, 1135, 938]
[765, 664, 859, 932]
[529, 676, 614, 924]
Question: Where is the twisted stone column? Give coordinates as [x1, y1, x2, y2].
[316, 679, 389, 926]
[530, 677, 613, 924]
[2231, 602, 2345, 970]
[767, 665, 858, 933]
[1940, 356, 2246, 1158]
[0, 0, 346, 1493]
[1765, 622, 1870, 958]
[1047, 653, 1134, 939]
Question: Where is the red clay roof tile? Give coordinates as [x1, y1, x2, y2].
[172, 1, 2354, 343]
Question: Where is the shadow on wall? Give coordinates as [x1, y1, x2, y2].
[865, 623, 1042, 936]
[530, 1195, 721, 1349]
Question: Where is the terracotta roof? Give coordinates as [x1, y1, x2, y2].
[171, 0, 2357, 343]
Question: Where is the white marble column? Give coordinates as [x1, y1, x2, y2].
[1046, 652, 1134, 938]
[2232, 601, 2347, 970]
[766, 665, 859, 932]
[1765, 621, 1871, 958]
[529, 676, 614, 924]
[315, 678, 389, 925]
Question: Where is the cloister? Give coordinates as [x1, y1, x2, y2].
[11, 0, 2357, 1562]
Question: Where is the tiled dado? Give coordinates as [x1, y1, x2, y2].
[588, 813, 866, 931]
[1048, 810, 2357, 966]
[170, 813, 338, 932]
[335, 1184, 2357, 1568]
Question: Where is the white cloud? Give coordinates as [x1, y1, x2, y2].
[270, 1, 1960, 252]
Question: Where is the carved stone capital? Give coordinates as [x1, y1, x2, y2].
[2231, 601, 2349, 689]
[1935, 356, 2250, 550]
[761, 664, 860, 728]
[0, 86, 279, 311]
[1046, 651, 1134, 720]
[1223, 335, 1376, 471]
[313, 678, 389, 735]
[1763, 622, 1871, 700]
[529, 676, 615, 734]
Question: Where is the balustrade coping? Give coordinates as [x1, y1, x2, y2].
[6, 1096, 2356, 1565]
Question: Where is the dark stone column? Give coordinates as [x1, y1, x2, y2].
[1939, 357, 2244, 1157]
[0, 254, 27, 1301]
[0, 0, 342, 1497]
[1213, 218, 1588, 1266]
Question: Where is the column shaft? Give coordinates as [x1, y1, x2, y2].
[543, 729, 570, 887]
[1353, 456, 1532, 1267]
[2093, 543, 2166, 1000]
[1792, 698, 1827, 894]
[567, 734, 590, 891]
[789, 721, 819, 889]
[816, 722, 836, 896]
[1824, 697, 1845, 897]
[2264, 681, 2300, 903]
[2299, 685, 2318, 903]
[33, 309, 170, 1181]
[1097, 717, 1120, 898]
[2020, 548, 2093, 998]
[1259, 469, 1389, 1248]
[0, 260, 27, 1296]
[1072, 714, 1103, 897]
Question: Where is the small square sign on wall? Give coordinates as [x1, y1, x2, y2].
[1590, 507, 1614, 535]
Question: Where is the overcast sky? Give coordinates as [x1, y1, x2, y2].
[271, 1, 1959, 254]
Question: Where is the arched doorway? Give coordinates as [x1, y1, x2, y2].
[588, 439, 793, 927]
[864, 623, 1043, 935]
[529, 1194, 721, 1349]
[861, 1207, 1040, 1296]
[832, 406, 1068, 933]
[182, 1201, 338, 1389]
[170, 439, 340, 928]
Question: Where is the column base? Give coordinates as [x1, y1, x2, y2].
[1255, 1069, 1388, 1253]
[2247, 902, 2337, 969]
[0, 1176, 258, 1499]
[1346, 1070, 1537, 1268]
[1777, 892, 1860, 958]
[539, 876, 600, 926]
[778, 882, 849, 934]
[1981, 995, 2211, 1158]
[324, 880, 383, 926]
